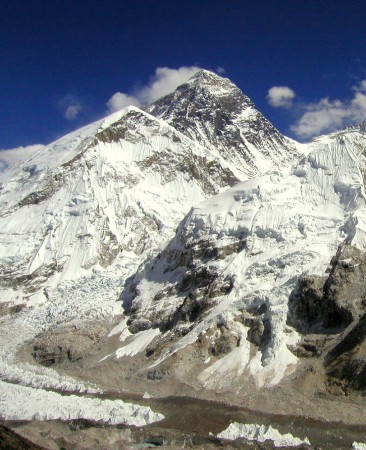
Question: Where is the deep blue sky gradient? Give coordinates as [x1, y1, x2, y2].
[1, 0, 366, 147]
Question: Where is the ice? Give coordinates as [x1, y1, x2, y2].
[129, 132, 366, 387]
[0, 380, 163, 426]
[353, 443, 366, 450]
[115, 328, 160, 358]
[217, 422, 310, 447]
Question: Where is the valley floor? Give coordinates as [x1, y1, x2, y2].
[4, 316, 366, 449]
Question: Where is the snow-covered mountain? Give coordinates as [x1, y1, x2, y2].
[0, 106, 239, 306]
[3, 69, 366, 439]
[123, 125, 366, 389]
[0, 70, 301, 307]
[146, 69, 302, 179]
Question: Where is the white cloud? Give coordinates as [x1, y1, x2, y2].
[64, 104, 81, 120]
[138, 66, 201, 104]
[216, 66, 226, 74]
[291, 80, 366, 139]
[106, 92, 141, 113]
[57, 96, 82, 120]
[267, 86, 296, 108]
[0, 145, 44, 172]
[106, 66, 201, 113]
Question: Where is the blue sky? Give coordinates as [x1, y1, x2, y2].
[1, 0, 366, 160]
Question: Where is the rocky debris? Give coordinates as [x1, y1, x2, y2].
[0, 261, 63, 294]
[208, 326, 240, 356]
[146, 369, 169, 381]
[0, 302, 26, 317]
[0, 424, 45, 450]
[32, 322, 108, 366]
[143, 435, 165, 446]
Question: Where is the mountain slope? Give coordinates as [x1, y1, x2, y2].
[122, 127, 366, 389]
[146, 69, 302, 179]
[3, 72, 366, 441]
[0, 106, 239, 306]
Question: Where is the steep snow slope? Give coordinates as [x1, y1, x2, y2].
[0, 71, 306, 427]
[0, 106, 239, 306]
[146, 69, 302, 179]
[124, 129, 366, 387]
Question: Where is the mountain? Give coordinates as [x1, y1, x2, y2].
[0, 106, 240, 307]
[0, 71, 304, 422]
[0, 70, 301, 308]
[146, 69, 302, 179]
[123, 125, 366, 391]
[4, 70, 366, 445]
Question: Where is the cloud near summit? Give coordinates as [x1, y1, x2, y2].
[0, 145, 44, 172]
[291, 79, 366, 139]
[106, 66, 201, 112]
[267, 80, 366, 139]
[267, 86, 296, 108]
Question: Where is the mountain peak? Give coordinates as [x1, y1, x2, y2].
[188, 68, 226, 82]
[184, 69, 240, 96]
[145, 71, 300, 179]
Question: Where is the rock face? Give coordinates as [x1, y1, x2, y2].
[287, 243, 366, 393]
[288, 244, 363, 334]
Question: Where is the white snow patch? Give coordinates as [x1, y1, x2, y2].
[217, 422, 310, 447]
[115, 328, 160, 358]
[108, 317, 131, 339]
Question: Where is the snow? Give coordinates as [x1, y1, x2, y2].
[0, 104, 244, 309]
[353, 443, 366, 450]
[0, 96, 257, 424]
[0, 380, 163, 426]
[130, 132, 366, 387]
[1, 71, 366, 427]
[108, 317, 130, 338]
[115, 328, 160, 358]
[217, 422, 310, 447]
